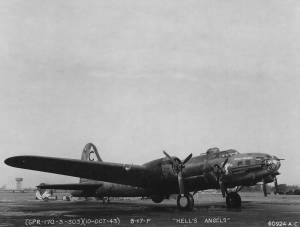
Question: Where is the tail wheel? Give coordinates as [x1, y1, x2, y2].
[226, 192, 241, 208]
[177, 194, 194, 211]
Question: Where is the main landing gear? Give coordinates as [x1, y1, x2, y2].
[225, 191, 241, 208]
[177, 193, 194, 211]
[212, 160, 241, 208]
[224, 186, 242, 208]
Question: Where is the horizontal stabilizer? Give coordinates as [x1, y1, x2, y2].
[37, 183, 103, 190]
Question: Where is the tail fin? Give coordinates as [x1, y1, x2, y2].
[81, 143, 102, 162]
[80, 143, 102, 184]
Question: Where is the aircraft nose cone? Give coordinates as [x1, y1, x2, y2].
[274, 159, 281, 170]
[266, 156, 281, 172]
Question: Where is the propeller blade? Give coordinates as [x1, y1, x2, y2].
[163, 151, 176, 165]
[263, 180, 267, 197]
[163, 150, 172, 160]
[222, 158, 229, 168]
[183, 153, 193, 165]
[219, 181, 226, 197]
[274, 177, 278, 195]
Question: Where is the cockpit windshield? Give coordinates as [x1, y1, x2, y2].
[219, 149, 239, 158]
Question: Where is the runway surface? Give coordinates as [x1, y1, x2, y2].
[0, 192, 299, 227]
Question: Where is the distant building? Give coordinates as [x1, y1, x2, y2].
[15, 178, 23, 190]
[0, 185, 6, 190]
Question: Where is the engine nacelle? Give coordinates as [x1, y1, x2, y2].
[161, 157, 181, 179]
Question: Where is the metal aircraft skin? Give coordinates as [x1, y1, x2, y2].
[4, 143, 282, 210]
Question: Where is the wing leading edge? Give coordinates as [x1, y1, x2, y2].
[5, 156, 151, 188]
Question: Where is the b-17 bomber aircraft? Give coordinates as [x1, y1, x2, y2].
[4, 143, 282, 210]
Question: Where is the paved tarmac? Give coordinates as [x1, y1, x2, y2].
[0, 192, 299, 227]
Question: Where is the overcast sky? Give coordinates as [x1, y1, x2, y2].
[0, 0, 299, 188]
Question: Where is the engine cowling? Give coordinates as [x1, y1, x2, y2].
[161, 157, 181, 179]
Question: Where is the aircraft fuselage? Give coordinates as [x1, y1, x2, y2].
[70, 150, 281, 198]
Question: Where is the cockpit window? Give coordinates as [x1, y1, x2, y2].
[228, 150, 240, 155]
[237, 161, 243, 166]
[219, 149, 240, 158]
[201, 148, 240, 159]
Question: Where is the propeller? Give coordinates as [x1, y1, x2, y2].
[212, 158, 229, 197]
[274, 176, 279, 195]
[163, 151, 193, 195]
[262, 175, 280, 196]
[262, 179, 267, 197]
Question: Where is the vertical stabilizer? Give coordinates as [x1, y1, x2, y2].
[81, 143, 102, 162]
[80, 143, 102, 183]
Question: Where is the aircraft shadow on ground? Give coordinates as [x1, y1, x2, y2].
[55, 201, 244, 216]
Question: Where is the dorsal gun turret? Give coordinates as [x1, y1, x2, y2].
[206, 147, 220, 158]
[206, 147, 220, 155]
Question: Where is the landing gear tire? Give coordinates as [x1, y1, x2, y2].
[177, 194, 194, 211]
[226, 192, 241, 208]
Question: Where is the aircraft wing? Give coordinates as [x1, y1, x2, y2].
[37, 183, 103, 190]
[5, 156, 152, 188]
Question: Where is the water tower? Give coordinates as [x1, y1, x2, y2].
[15, 178, 23, 190]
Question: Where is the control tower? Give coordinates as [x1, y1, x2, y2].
[15, 178, 23, 190]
